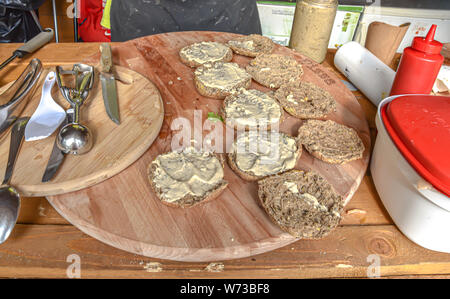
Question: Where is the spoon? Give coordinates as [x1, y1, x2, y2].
[24, 71, 66, 141]
[0, 117, 28, 244]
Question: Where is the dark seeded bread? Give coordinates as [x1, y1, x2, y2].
[297, 119, 365, 164]
[148, 151, 228, 208]
[257, 170, 344, 239]
[179, 41, 233, 68]
[227, 34, 275, 57]
[227, 132, 301, 181]
[246, 54, 304, 89]
[194, 62, 252, 99]
[274, 81, 337, 119]
[221, 89, 284, 130]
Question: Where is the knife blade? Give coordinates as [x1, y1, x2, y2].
[99, 43, 120, 125]
[41, 109, 73, 182]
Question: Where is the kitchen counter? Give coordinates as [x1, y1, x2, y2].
[0, 42, 449, 279]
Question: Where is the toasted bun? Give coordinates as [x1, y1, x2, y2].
[274, 81, 336, 119]
[194, 62, 252, 99]
[257, 170, 344, 239]
[179, 41, 233, 67]
[297, 119, 365, 164]
[227, 132, 301, 181]
[148, 150, 228, 208]
[227, 34, 275, 57]
[246, 54, 303, 89]
[221, 89, 284, 130]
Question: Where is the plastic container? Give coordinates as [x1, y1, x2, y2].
[390, 25, 444, 96]
[371, 94, 450, 253]
[334, 41, 395, 106]
[289, 0, 338, 63]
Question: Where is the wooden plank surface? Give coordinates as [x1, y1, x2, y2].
[1, 224, 450, 279]
[0, 42, 449, 278]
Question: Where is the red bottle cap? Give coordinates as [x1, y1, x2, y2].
[381, 95, 450, 196]
[412, 24, 443, 54]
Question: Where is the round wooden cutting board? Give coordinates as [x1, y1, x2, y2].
[47, 32, 371, 262]
[0, 66, 164, 196]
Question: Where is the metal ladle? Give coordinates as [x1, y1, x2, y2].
[55, 65, 94, 155]
[0, 117, 28, 244]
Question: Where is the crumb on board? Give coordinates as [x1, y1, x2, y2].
[144, 262, 163, 272]
[346, 208, 367, 216]
[205, 262, 224, 272]
[335, 264, 353, 268]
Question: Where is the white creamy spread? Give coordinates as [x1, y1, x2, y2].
[195, 62, 251, 91]
[180, 42, 230, 65]
[284, 181, 299, 194]
[286, 94, 298, 104]
[300, 193, 328, 213]
[233, 131, 298, 177]
[283, 182, 340, 217]
[151, 147, 224, 203]
[225, 89, 281, 127]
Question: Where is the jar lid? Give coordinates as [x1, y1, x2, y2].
[303, 0, 338, 7]
[381, 95, 450, 196]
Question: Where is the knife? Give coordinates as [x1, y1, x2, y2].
[41, 109, 73, 182]
[99, 43, 120, 125]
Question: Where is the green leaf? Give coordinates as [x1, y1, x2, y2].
[207, 112, 224, 122]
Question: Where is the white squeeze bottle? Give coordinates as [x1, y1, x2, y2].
[334, 41, 395, 106]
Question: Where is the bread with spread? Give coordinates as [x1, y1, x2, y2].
[194, 61, 252, 99]
[246, 54, 304, 89]
[274, 81, 337, 119]
[222, 89, 284, 129]
[148, 147, 228, 208]
[179, 41, 233, 67]
[258, 170, 344, 239]
[227, 34, 275, 57]
[227, 131, 301, 181]
[297, 119, 365, 164]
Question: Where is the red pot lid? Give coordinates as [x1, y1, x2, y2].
[381, 95, 450, 197]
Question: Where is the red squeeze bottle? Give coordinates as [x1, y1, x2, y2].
[390, 24, 444, 96]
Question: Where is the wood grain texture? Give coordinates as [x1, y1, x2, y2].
[16, 175, 391, 226]
[1, 42, 449, 278]
[46, 32, 370, 262]
[1, 224, 449, 278]
[0, 66, 164, 196]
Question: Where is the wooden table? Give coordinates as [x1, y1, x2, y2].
[0, 43, 449, 279]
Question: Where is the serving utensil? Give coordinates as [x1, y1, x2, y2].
[55, 64, 94, 155]
[0, 117, 28, 244]
[24, 71, 66, 141]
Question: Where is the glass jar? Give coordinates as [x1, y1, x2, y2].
[289, 0, 338, 63]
